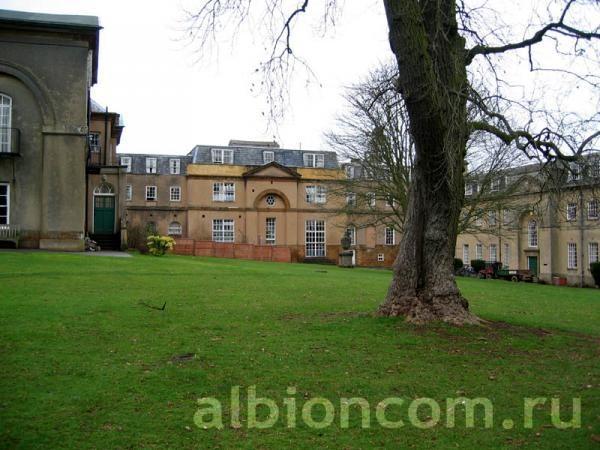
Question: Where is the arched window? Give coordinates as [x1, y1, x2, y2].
[528, 220, 538, 248]
[168, 221, 182, 236]
[93, 183, 114, 195]
[0, 93, 13, 153]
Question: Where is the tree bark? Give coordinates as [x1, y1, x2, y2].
[378, 0, 480, 325]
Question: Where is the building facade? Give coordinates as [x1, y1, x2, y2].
[117, 143, 599, 286]
[456, 161, 600, 287]
[0, 9, 100, 250]
[120, 141, 391, 263]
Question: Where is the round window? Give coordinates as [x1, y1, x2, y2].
[266, 195, 276, 206]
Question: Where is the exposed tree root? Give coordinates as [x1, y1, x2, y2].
[378, 293, 482, 326]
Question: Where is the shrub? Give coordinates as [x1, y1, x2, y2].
[590, 262, 600, 287]
[454, 258, 464, 271]
[147, 235, 175, 256]
[470, 259, 486, 273]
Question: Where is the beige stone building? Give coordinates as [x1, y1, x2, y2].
[0, 9, 101, 250]
[119, 141, 399, 264]
[456, 161, 600, 286]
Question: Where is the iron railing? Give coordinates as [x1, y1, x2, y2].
[0, 127, 20, 156]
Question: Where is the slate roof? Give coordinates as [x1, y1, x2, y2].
[91, 99, 125, 127]
[117, 153, 192, 175]
[189, 144, 339, 169]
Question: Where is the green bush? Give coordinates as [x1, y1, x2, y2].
[147, 235, 175, 256]
[454, 258, 464, 271]
[470, 259, 486, 273]
[590, 262, 600, 287]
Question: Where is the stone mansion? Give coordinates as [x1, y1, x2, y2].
[0, 8, 598, 286]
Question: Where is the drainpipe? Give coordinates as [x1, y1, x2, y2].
[85, 96, 91, 237]
[104, 107, 109, 167]
[579, 185, 585, 287]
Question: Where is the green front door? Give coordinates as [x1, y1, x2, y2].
[527, 256, 538, 276]
[94, 195, 115, 234]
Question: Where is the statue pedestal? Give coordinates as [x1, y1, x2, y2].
[338, 250, 354, 268]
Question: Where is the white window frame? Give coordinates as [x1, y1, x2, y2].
[125, 184, 132, 201]
[346, 226, 356, 246]
[567, 242, 577, 269]
[568, 163, 581, 181]
[345, 165, 355, 178]
[588, 199, 598, 220]
[377, 253, 384, 262]
[145, 185, 157, 201]
[567, 203, 577, 221]
[265, 217, 276, 245]
[490, 178, 501, 192]
[170, 158, 181, 175]
[589, 242, 599, 265]
[0, 183, 9, 225]
[503, 243, 511, 268]
[465, 184, 473, 196]
[528, 220, 538, 248]
[462, 244, 469, 264]
[170, 186, 181, 202]
[305, 185, 326, 204]
[146, 158, 157, 174]
[303, 153, 325, 168]
[213, 182, 235, 202]
[475, 243, 483, 260]
[488, 210, 497, 227]
[489, 244, 497, 262]
[385, 227, 395, 246]
[367, 192, 376, 208]
[212, 219, 235, 242]
[263, 151, 275, 164]
[168, 222, 182, 236]
[0, 93, 13, 153]
[305, 219, 326, 257]
[212, 148, 234, 164]
[89, 132, 101, 152]
[120, 156, 132, 173]
[346, 192, 356, 207]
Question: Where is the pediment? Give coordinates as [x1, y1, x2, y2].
[243, 162, 301, 179]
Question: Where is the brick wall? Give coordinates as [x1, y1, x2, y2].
[172, 239, 397, 268]
[173, 239, 292, 263]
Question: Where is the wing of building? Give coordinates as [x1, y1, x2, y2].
[0, 9, 100, 250]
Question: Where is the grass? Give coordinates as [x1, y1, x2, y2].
[0, 251, 598, 449]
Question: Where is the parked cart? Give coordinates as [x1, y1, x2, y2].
[495, 268, 535, 282]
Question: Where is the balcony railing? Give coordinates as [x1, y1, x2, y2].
[0, 127, 20, 156]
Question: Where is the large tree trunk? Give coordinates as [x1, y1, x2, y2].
[379, 0, 480, 325]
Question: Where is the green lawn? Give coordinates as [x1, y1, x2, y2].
[0, 252, 598, 449]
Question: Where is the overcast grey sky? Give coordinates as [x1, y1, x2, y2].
[0, 0, 391, 154]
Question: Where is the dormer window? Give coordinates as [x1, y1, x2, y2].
[263, 151, 275, 164]
[120, 156, 131, 173]
[212, 148, 234, 164]
[146, 158, 157, 174]
[170, 158, 180, 174]
[303, 153, 325, 168]
[568, 163, 581, 182]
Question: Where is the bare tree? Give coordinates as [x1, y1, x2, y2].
[327, 62, 529, 238]
[185, 0, 600, 324]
